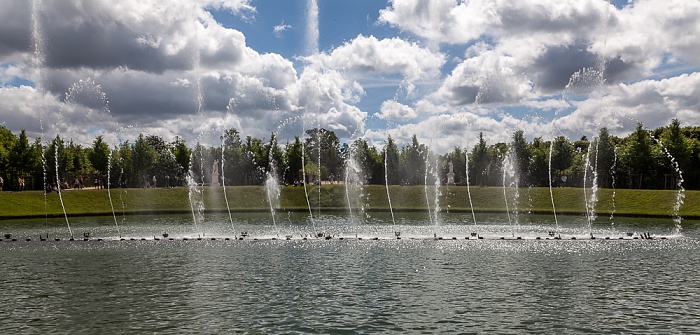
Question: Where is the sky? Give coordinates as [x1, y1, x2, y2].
[0, 0, 699, 153]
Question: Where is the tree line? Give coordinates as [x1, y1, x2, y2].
[0, 119, 698, 191]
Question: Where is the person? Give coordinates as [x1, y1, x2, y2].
[561, 175, 568, 187]
[0, 176, 3, 191]
[18, 177, 25, 191]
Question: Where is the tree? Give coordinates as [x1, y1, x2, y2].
[283, 136, 304, 184]
[132, 134, 157, 186]
[620, 123, 656, 188]
[551, 136, 574, 176]
[351, 138, 382, 184]
[401, 135, 427, 185]
[172, 136, 191, 180]
[594, 128, 617, 188]
[469, 132, 489, 186]
[384, 136, 400, 185]
[529, 137, 550, 187]
[267, 133, 284, 180]
[660, 119, 691, 178]
[512, 130, 531, 186]
[0, 126, 16, 188]
[44, 135, 74, 187]
[88, 136, 110, 177]
[9, 130, 38, 189]
[304, 128, 343, 181]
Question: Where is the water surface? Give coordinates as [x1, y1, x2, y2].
[1, 214, 698, 334]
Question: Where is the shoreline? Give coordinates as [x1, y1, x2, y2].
[1, 185, 697, 221]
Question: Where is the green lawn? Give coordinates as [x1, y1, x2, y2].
[0, 185, 697, 219]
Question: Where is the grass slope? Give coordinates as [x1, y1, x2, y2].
[0, 185, 697, 219]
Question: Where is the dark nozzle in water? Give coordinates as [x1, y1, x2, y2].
[162, 233, 169, 238]
[4, 233, 11, 239]
[83, 232, 90, 238]
[471, 232, 477, 237]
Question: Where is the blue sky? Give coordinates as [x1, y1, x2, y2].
[0, 0, 699, 152]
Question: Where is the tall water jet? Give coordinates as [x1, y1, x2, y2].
[383, 147, 397, 228]
[265, 167, 281, 236]
[31, 0, 51, 231]
[344, 149, 364, 226]
[300, 0, 320, 235]
[650, 134, 685, 234]
[221, 104, 237, 236]
[64, 78, 120, 237]
[423, 150, 435, 227]
[609, 146, 618, 228]
[51, 136, 72, 238]
[187, 10, 205, 236]
[465, 152, 477, 225]
[548, 141, 559, 231]
[501, 147, 519, 235]
[584, 139, 600, 234]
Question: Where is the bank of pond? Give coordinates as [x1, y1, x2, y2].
[0, 185, 697, 221]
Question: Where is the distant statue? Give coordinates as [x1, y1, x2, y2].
[211, 159, 220, 186]
[447, 160, 455, 185]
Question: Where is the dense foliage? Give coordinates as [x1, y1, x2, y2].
[0, 119, 698, 191]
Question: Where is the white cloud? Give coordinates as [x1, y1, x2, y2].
[313, 34, 445, 95]
[273, 21, 291, 38]
[379, 100, 417, 121]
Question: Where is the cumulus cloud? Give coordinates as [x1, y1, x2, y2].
[1, 0, 699, 154]
[313, 34, 445, 95]
[379, 100, 417, 121]
[273, 21, 291, 38]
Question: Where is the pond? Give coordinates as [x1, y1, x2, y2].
[1, 213, 699, 334]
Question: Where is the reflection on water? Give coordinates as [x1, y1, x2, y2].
[1, 213, 699, 334]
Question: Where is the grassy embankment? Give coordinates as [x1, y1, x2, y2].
[0, 185, 698, 220]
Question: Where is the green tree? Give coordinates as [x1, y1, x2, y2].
[172, 136, 191, 181]
[512, 130, 531, 186]
[283, 136, 304, 184]
[305, 128, 343, 181]
[132, 134, 157, 186]
[9, 130, 38, 189]
[88, 136, 110, 177]
[551, 136, 574, 176]
[401, 135, 427, 185]
[529, 137, 550, 187]
[383, 136, 400, 185]
[469, 132, 489, 186]
[594, 128, 617, 188]
[351, 138, 382, 184]
[620, 123, 656, 188]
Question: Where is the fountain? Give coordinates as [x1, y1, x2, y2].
[6, 0, 690, 244]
